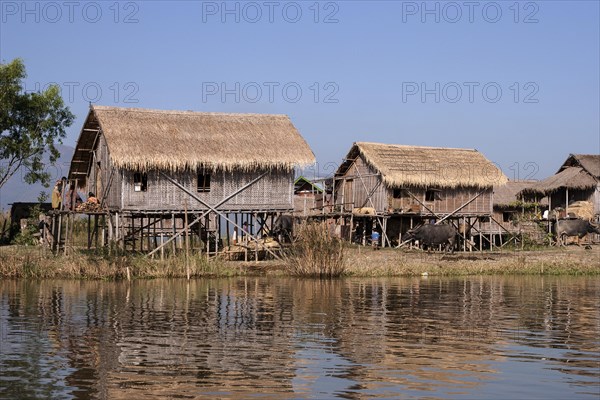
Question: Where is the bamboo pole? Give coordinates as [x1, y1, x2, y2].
[184, 200, 190, 280]
[159, 172, 281, 259]
[160, 216, 165, 261]
[147, 172, 269, 257]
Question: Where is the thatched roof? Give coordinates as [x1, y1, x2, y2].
[520, 154, 599, 196]
[336, 142, 507, 189]
[559, 154, 599, 177]
[493, 180, 547, 207]
[521, 166, 597, 195]
[69, 106, 315, 180]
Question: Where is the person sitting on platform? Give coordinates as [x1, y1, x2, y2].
[87, 192, 99, 204]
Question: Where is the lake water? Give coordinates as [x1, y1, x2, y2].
[1, 276, 599, 399]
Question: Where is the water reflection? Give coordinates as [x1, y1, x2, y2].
[1, 276, 598, 399]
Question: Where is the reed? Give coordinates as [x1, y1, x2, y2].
[284, 222, 346, 278]
[0, 246, 243, 279]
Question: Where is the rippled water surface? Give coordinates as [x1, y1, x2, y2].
[1, 276, 599, 399]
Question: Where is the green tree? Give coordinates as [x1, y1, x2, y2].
[0, 58, 74, 189]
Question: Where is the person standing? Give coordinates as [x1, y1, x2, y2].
[65, 183, 82, 211]
[51, 180, 63, 210]
[371, 228, 380, 250]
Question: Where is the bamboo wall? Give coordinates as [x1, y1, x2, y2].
[83, 133, 295, 212]
[89, 135, 122, 210]
[391, 187, 493, 216]
[119, 169, 294, 212]
[335, 157, 387, 212]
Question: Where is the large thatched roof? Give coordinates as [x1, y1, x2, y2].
[69, 106, 315, 180]
[337, 142, 507, 189]
[520, 154, 599, 196]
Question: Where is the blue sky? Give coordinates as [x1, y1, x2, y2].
[1, 0, 598, 184]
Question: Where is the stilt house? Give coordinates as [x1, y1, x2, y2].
[520, 154, 600, 220]
[66, 105, 315, 255]
[69, 106, 315, 212]
[332, 142, 507, 247]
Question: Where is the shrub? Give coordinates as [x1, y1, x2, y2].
[285, 222, 346, 278]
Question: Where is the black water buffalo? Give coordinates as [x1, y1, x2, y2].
[272, 215, 294, 243]
[405, 224, 457, 253]
[554, 219, 600, 246]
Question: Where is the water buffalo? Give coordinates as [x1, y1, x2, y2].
[272, 215, 294, 243]
[404, 224, 457, 253]
[554, 219, 600, 246]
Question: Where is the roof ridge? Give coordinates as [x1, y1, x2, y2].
[92, 105, 289, 118]
[355, 141, 478, 152]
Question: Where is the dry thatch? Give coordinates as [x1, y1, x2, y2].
[493, 180, 547, 207]
[567, 201, 594, 220]
[560, 154, 599, 177]
[521, 166, 598, 195]
[339, 142, 507, 189]
[72, 105, 315, 174]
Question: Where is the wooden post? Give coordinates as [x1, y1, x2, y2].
[63, 213, 69, 256]
[172, 212, 176, 254]
[565, 188, 569, 217]
[185, 200, 190, 280]
[478, 218, 482, 252]
[87, 214, 91, 249]
[160, 216, 165, 261]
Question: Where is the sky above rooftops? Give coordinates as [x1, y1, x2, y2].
[1, 0, 598, 185]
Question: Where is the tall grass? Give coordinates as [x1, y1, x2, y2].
[285, 222, 346, 278]
[0, 246, 244, 279]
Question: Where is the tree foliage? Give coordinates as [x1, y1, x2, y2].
[0, 58, 74, 189]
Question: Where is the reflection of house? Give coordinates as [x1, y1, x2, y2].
[521, 154, 599, 220]
[331, 142, 507, 247]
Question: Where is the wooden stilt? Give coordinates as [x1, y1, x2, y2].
[185, 201, 190, 280]
[160, 216, 165, 261]
[63, 213, 69, 256]
[171, 212, 176, 254]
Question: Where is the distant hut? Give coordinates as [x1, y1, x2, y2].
[482, 180, 548, 245]
[520, 154, 599, 221]
[332, 142, 507, 248]
[293, 176, 324, 216]
[66, 105, 315, 255]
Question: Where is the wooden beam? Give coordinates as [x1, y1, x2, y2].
[159, 172, 282, 260]
[147, 172, 269, 257]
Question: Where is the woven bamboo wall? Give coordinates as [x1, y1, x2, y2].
[388, 187, 493, 216]
[335, 156, 387, 212]
[92, 135, 122, 209]
[120, 169, 293, 211]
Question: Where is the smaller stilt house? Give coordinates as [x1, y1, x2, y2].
[520, 154, 600, 221]
[332, 142, 507, 248]
[293, 176, 324, 216]
[482, 180, 548, 245]
[66, 105, 315, 255]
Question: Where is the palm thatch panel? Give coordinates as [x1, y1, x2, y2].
[338, 142, 507, 189]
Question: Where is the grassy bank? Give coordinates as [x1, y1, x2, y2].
[343, 245, 600, 277]
[0, 246, 248, 280]
[0, 244, 598, 279]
